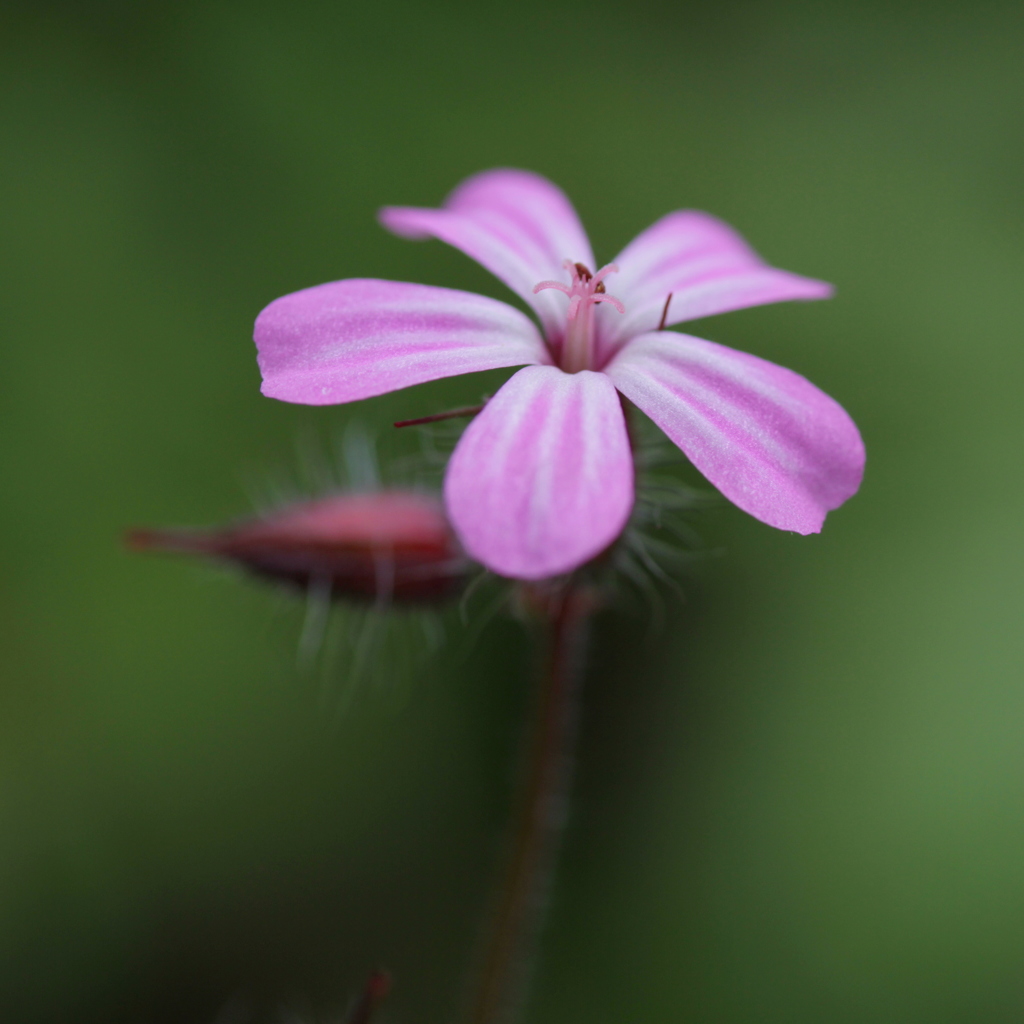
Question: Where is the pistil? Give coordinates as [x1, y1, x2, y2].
[533, 260, 624, 373]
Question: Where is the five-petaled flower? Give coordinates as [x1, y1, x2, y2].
[254, 170, 864, 580]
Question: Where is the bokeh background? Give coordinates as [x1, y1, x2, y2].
[3, 0, 1024, 1021]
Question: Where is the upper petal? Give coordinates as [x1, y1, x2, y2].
[444, 365, 633, 580]
[255, 278, 548, 405]
[380, 169, 595, 340]
[597, 211, 832, 351]
[604, 332, 864, 534]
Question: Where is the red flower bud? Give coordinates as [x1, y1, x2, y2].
[127, 491, 471, 603]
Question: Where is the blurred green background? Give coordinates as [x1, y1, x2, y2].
[2, 0, 1024, 1020]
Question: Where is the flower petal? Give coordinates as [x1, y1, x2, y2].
[380, 169, 595, 339]
[444, 365, 633, 579]
[255, 279, 548, 405]
[597, 211, 832, 352]
[604, 332, 864, 533]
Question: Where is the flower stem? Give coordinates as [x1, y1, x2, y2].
[344, 969, 391, 1024]
[469, 583, 597, 1024]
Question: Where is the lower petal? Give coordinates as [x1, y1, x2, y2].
[605, 332, 864, 534]
[444, 366, 634, 580]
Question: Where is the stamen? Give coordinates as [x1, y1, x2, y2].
[394, 403, 486, 428]
[657, 292, 673, 331]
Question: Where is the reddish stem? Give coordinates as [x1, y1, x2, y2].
[469, 584, 597, 1024]
[345, 969, 391, 1024]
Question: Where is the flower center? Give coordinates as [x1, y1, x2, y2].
[533, 260, 625, 373]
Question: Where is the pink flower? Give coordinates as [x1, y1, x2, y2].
[255, 170, 864, 580]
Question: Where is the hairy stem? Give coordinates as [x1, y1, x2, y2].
[344, 969, 391, 1024]
[470, 584, 597, 1024]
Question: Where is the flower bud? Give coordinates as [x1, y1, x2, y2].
[127, 491, 471, 603]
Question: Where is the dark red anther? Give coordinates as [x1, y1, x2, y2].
[127, 491, 471, 603]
